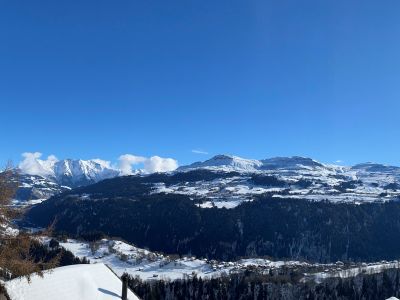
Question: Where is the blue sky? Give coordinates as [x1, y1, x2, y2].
[1, 0, 400, 167]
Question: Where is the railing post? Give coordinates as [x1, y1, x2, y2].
[122, 274, 128, 300]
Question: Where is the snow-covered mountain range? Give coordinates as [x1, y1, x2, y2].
[14, 154, 400, 206]
[14, 158, 119, 202]
[162, 155, 400, 207]
[179, 154, 337, 172]
[20, 158, 120, 187]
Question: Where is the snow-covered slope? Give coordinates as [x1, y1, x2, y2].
[260, 156, 325, 170]
[56, 237, 312, 281]
[179, 154, 342, 174]
[20, 158, 120, 187]
[13, 159, 121, 203]
[52, 159, 120, 187]
[42, 237, 400, 284]
[5, 263, 139, 300]
[12, 174, 70, 206]
[179, 155, 263, 172]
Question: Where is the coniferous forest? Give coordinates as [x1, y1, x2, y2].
[27, 178, 400, 264]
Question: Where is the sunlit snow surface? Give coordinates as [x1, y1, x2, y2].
[310, 261, 400, 284]
[5, 263, 139, 300]
[56, 238, 306, 281]
[12, 198, 47, 206]
[0, 223, 19, 236]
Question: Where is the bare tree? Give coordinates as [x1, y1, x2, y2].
[0, 164, 58, 281]
[0, 163, 18, 224]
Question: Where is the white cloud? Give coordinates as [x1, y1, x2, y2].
[192, 149, 209, 155]
[118, 154, 178, 174]
[335, 160, 343, 164]
[19, 152, 58, 177]
[118, 154, 146, 175]
[92, 158, 113, 169]
[144, 156, 178, 173]
[47, 155, 58, 162]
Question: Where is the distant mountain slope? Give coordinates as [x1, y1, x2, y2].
[178, 154, 263, 172]
[179, 155, 334, 173]
[12, 174, 70, 205]
[13, 158, 120, 203]
[163, 155, 400, 207]
[20, 158, 120, 188]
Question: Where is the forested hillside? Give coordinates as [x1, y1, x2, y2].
[27, 189, 400, 263]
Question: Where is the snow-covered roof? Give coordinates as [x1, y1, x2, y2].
[5, 263, 140, 300]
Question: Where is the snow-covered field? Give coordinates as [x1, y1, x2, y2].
[42, 237, 400, 284]
[5, 236, 400, 299]
[46, 237, 308, 281]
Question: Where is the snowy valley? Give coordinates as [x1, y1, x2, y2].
[6, 154, 400, 299]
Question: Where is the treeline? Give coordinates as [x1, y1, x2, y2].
[29, 239, 90, 269]
[0, 238, 89, 281]
[127, 268, 400, 300]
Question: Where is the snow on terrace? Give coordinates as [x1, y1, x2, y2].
[5, 263, 139, 300]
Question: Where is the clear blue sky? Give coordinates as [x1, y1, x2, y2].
[1, 0, 400, 166]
